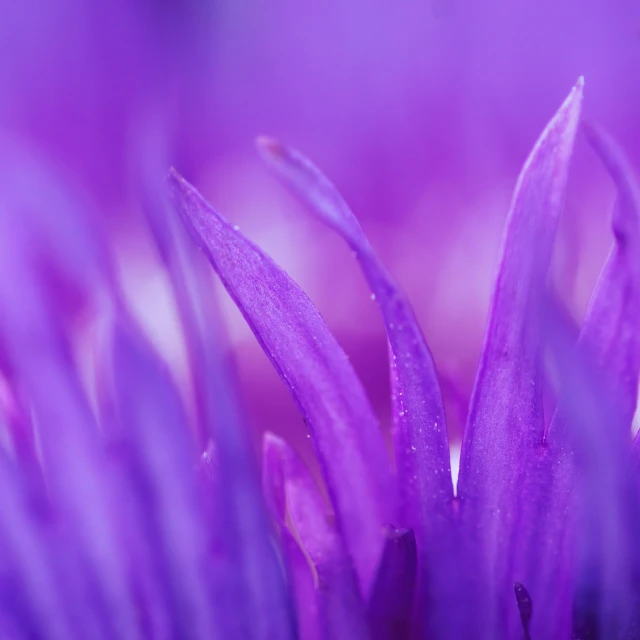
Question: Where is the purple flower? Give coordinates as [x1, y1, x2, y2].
[0, 76, 639, 640]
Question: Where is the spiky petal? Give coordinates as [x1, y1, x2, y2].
[456, 78, 584, 636]
[263, 433, 369, 639]
[168, 170, 396, 595]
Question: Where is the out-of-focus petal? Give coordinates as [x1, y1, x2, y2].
[578, 122, 640, 435]
[513, 123, 640, 638]
[256, 137, 455, 633]
[106, 322, 221, 638]
[0, 205, 138, 639]
[0, 378, 44, 492]
[110, 319, 295, 639]
[0, 452, 71, 639]
[264, 433, 369, 640]
[456, 79, 584, 635]
[542, 297, 640, 637]
[366, 528, 417, 640]
[168, 169, 396, 594]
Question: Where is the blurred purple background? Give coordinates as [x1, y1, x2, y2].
[2, 0, 639, 466]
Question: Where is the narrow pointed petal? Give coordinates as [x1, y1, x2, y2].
[516, 123, 640, 637]
[0, 453, 71, 640]
[169, 170, 395, 593]
[0, 234, 138, 638]
[141, 179, 216, 450]
[281, 530, 320, 640]
[455, 79, 584, 633]
[107, 323, 221, 638]
[366, 528, 417, 640]
[111, 322, 295, 640]
[144, 177, 294, 636]
[257, 138, 455, 635]
[256, 137, 452, 521]
[579, 122, 640, 433]
[263, 436, 319, 640]
[264, 434, 370, 640]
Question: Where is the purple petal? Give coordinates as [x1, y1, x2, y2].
[508, 113, 640, 640]
[513, 122, 640, 637]
[262, 436, 319, 640]
[256, 137, 455, 635]
[168, 169, 396, 593]
[542, 297, 640, 637]
[106, 322, 221, 638]
[0, 227, 138, 638]
[263, 433, 369, 640]
[149, 171, 297, 636]
[141, 165, 294, 637]
[110, 320, 295, 639]
[256, 136, 451, 525]
[579, 122, 640, 434]
[281, 529, 320, 640]
[0, 453, 72, 639]
[139, 164, 214, 450]
[366, 528, 417, 640]
[456, 79, 584, 632]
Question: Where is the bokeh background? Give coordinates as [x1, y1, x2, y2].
[2, 0, 639, 477]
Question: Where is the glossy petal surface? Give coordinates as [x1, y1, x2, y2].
[264, 434, 369, 640]
[169, 169, 395, 593]
[366, 528, 417, 640]
[257, 137, 455, 634]
[456, 79, 584, 635]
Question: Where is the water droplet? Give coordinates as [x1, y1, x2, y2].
[233, 224, 240, 231]
[370, 293, 376, 301]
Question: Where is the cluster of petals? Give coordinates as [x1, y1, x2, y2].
[0, 78, 638, 640]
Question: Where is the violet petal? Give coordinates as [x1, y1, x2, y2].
[108, 322, 221, 638]
[579, 122, 640, 435]
[0, 222, 137, 639]
[281, 529, 320, 640]
[168, 169, 396, 594]
[542, 297, 640, 637]
[112, 321, 295, 639]
[517, 123, 640, 638]
[456, 79, 584, 633]
[256, 137, 456, 634]
[0, 453, 71, 639]
[262, 434, 319, 640]
[147, 170, 294, 636]
[366, 528, 417, 640]
[256, 137, 452, 525]
[263, 433, 370, 640]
